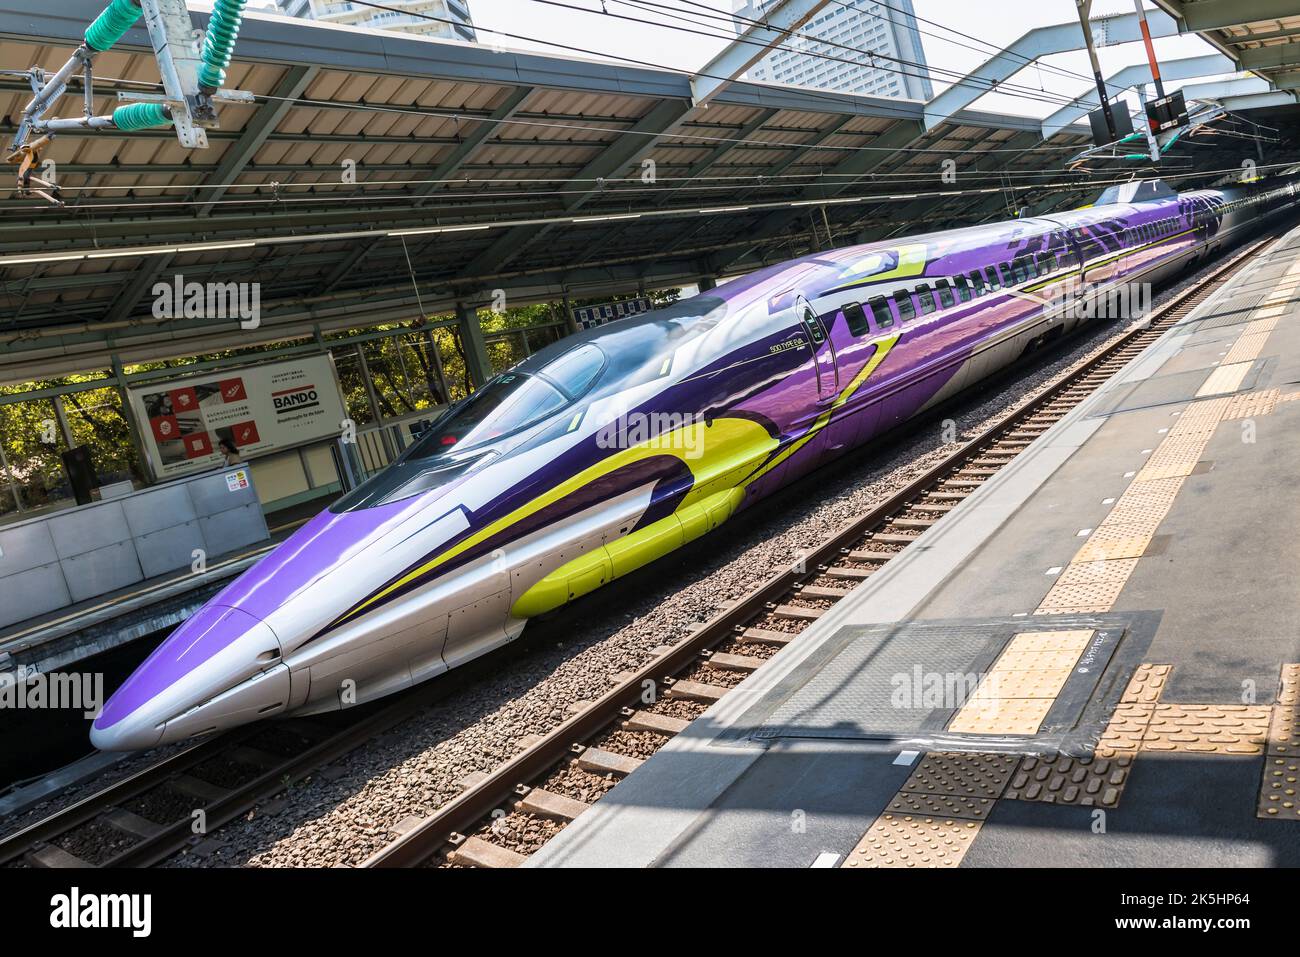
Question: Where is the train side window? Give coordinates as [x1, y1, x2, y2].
[1011, 258, 1027, 283]
[968, 270, 985, 296]
[843, 302, 870, 337]
[868, 297, 894, 329]
[798, 297, 826, 345]
[915, 283, 936, 314]
[998, 262, 1015, 287]
[984, 266, 1001, 290]
[892, 289, 916, 323]
[953, 275, 972, 302]
[935, 279, 955, 308]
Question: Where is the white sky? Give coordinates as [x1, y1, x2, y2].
[252, 1, 1237, 120]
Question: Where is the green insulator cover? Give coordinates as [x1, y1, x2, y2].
[198, 0, 249, 90]
[85, 0, 142, 53]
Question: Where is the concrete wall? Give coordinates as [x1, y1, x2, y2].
[0, 468, 269, 631]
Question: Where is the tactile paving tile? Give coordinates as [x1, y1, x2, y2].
[1222, 332, 1272, 366]
[1268, 715, 1300, 755]
[1005, 753, 1134, 807]
[947, 696, 1054, 735]
[1141, 704, 1272, 755]
[1073, 522, 1161, 562]
[1166, 397, 1230, 437]
[1279, 664, 1300, 706]
[884, 790, 995, 821]
[1279, 391, 1300, 404]
[842, 813, 982, 868]
[989, 646, 1089, 672]
[1258, 756, 1300, 820]
[1097, 703, 1155, 757]
[900, 752, 1019, 799]
[1002, 630, 1095, 655]
[1244, 315, 1280, 336]
[1195, 361, 1253, 398]
[1120, 664, 1172, 704]
[969, 668, 1074, 698]
[1105, 480, 1184, 521]
[1221, 388, 1279, 421]
[1037, 558, 1139, 613]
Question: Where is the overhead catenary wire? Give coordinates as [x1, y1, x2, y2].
[343, 0, 1099, 131]
[4, 161, 1292, 267]
[535, 0, 1086, 112]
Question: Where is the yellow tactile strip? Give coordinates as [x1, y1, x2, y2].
[1268, 664, 1300, 756]
[1035, 559, 1139, 614]
[1140, 704, 1272, 756]
[843, 754, 1017, 867]
[1222, 332, 1272, 365]
[1259, 756, 1300, 820]
[1007, 664, 1173, 806]
[1121, 663, 1172, 704]
[1221, 388, 1280, 420]
[842, 813, 982, 868]
[1097, 704, 1156, 757]
[1195, 361, 1253, 398]
[947, 631, 1091, 734]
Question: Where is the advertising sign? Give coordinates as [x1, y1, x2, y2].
[128, 355, 347, 479]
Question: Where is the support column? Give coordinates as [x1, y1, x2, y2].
[111, 353, 154, 484]
[698, 276, 717, 292]
[561, 293, 580, 335]
[456, 301, 493, 390]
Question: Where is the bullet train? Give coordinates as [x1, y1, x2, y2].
[92, 175, 1300, 749]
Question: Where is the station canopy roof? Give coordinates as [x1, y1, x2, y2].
[0, 1, 1296, 381]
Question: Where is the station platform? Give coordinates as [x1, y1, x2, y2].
[530, 227, 1300, 868]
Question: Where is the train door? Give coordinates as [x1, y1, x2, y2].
[796, 296, 838, 401]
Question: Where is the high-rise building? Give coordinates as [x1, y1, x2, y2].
[731, 0, 933, 100]
[273, 0, 477, 43]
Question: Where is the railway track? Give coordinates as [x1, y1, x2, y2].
[360, 235, 1275, 869]
[0, 234, 1271, 869]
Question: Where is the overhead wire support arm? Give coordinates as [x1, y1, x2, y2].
[6, 0, 254, 204]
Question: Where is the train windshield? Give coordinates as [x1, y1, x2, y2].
[407, 372, 568, 459]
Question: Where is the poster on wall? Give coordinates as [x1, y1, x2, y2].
[128, 355, 347, 479]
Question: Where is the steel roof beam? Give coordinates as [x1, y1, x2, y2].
[1156, 0, 1300, 32]
[1239, 45, 1300, 73]
[1180, 76, 1275, 100]
[0, 0, 926, 126]
[922, 10, 1181, 131]
[690, 0, 831, 106]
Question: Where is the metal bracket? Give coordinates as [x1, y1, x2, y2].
[140, 0, 215, 148]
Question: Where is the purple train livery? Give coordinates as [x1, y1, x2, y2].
[91, 176, 1300, 749]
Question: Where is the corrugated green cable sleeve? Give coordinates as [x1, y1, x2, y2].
[113, 102, 172, 131]
[85, 0, 142, 53]
[198, 0, 249, 91]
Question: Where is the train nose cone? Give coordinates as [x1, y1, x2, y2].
[91, 604, 283, 751]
